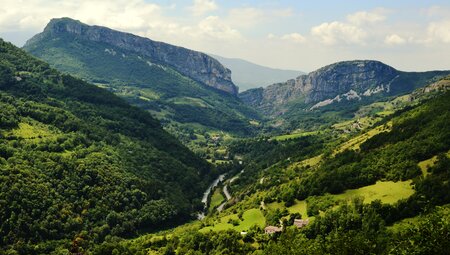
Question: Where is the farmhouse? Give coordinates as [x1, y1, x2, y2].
[293, 219, 309, 228]
[264, 226, 282, 234]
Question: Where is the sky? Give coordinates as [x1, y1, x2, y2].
[1, 0, 449, 72]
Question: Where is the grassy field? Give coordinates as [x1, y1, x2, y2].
[266, 200, 309, 218]
[287, 200, 308, 217]
[200, 208, 265, 232]
[389, 204, 450, 233]
[267, 181, 413, 220]
[170, 97, 210, 108]
[5, 120, 56, 139]
[273, 131, 318, 141]
[289, 154, 323, 169]
[418, 151, 450, 176]
[332, 180, 414, 204]
[418, 156, 437, 176]
[209, 188, 225, 212]
[334, 121, 392, 155]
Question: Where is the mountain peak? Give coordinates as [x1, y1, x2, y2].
[43, 17, 86, 34]
[314, 60, 396, 75]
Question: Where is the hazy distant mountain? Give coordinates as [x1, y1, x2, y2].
[211, 54, 304, 91]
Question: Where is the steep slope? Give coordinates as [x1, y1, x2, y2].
[0, 39, 214, 252]
[240, 60, 450, 130]
[211, 54, 304, 91]
[23, 18, 260, 142]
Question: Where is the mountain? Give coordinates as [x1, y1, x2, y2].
[23, 18, 260, 150]
[240, 60, 450, 130]
[210, 54, 304, 91]
[0, 38, 215, 252]
[26, 18, 237, 95]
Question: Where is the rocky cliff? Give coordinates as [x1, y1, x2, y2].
[240, 60, 400, 113]
[25, 18, 238, 94]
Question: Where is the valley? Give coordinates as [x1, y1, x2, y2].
[0, 8, 449, 254]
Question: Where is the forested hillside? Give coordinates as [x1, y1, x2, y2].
[23, 18, 261, 152]
[95, 83, 450, 254]
[0, 39, 214, 254]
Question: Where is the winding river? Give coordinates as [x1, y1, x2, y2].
[197, 174, 226, 219]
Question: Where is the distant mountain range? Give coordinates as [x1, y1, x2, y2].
[23, 18, 450, 137]
[211, 54, 304, 91]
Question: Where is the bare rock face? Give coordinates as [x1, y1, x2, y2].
[240, 60, 399, 113]
[26, 18, 238, 95]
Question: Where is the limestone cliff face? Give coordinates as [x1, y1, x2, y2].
[240, 60, 399, 113]
[26, 18, 238, 95]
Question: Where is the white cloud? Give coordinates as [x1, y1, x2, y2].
[0, 0, 244, 47]
[226, 8, 264, 28]
[0, 1, 449, 73]
[427, 20, 450, 43]
[271, 8, 294, 18]
[384, 34, 406, 45]
[197, 16, 241, 40]
[347, 10, 386, 25]
[224, 7, 293, 29]
[267, 33, 276, 39]
[0, 0, 163, 33]
[281, 33, 306, 43]
[423, 5, 450, 18]
[189, 0, 218, 16]
[311, 21, 367, 45]
[310, 9, 388, 46]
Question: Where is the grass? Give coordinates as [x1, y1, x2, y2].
[289, 154, 323, 169]
[266, 202, 284, 211]
[333, 180, 414, 204]
[388, 214, 421, 233]
[418, 156, 437, 177]
[209, 188, 225, 212]
[334, 121, 392, 155]
[249, 120, 260, 126]
[6, 121, 56, 139]
[389, 204, 450, 232]
[287, 200, 308, 217]
[267, 181, 413, 220]
[200, 208, 265, 232]
[273, 131, 318, 141]
[170, 97, 210, 108]
[418, 151, 450, 176]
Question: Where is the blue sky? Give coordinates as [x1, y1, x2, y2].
[1, 0, 449, 72]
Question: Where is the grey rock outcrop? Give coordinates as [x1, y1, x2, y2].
[25, 18, 238, 95]
[240, 60, 399, 113]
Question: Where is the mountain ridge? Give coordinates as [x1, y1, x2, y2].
[24, 17, 239, 95]
[240, 60, 450, 123]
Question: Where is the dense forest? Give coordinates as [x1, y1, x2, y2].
[0, 39, 217, 254]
